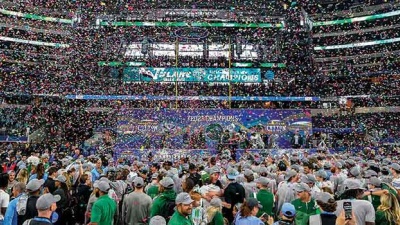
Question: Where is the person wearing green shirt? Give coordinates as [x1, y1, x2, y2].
[291, 182, 318, 225]
[205, 197, 225, 225]
[363, 177, 386, 211]
[168, 192, 194, 225]
[89, 180, 117, 225]
[150, 177, 177, 218]
[41, 154, 50, 171]
[145, 173, 160, 199]
[255, 177, 274, 217]
[375, 192, 400, 225]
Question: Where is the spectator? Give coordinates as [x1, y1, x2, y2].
[375, 193, 400, 225]
[23, 193, 61, 225]
[122, 177, 152, 225]
[145, 173, 160, 199]
[52, 175, 68, 225]
[7, 171, 17, 195]
[168, 192, 194, 225]
[89, 181, 117, 225]
[309, 192, 337, 225]
[43, 167, 57, 194]
[254, 177, 274, 217]
[74, 174, 91, 224]
[291, 182, 319, 225]
[233, 198, 267, 225]
[205, 197, 225, 225]
[273, 203, 296, 225]
[19, 179, 44, 225]
[150, 177, 177, 219]
[335, 179, 375, 225]
[222, 167, 245, 223]
[4, 182, 26, 225]
[149, 216, 166, 225]
[16, 169, 29, 185]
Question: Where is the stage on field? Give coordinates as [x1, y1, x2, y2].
[114, 109, 312, 158]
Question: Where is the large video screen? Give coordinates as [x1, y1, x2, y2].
[115, 109, 312, 154]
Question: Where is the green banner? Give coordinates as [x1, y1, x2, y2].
[260, 63, 286, 68]
[0, 9, 73, 24]
[98, 61, 146, 66]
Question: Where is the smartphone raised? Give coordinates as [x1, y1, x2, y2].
[260, 212, 269, 219]
[343, 201, 352, 220]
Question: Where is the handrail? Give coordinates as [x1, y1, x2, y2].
[0, 22, 72, 36]
[0, 36, 69, 47]
[311, 2, 400, 20]
[313, 24, 400, 38]
[314, 37, 400, 50]
[314, 50, 400, 62]
[0, 48, 70, 59]
[313, 10, 400, 26]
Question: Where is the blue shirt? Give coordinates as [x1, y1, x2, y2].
[4, 194, 21, 225]
[91, 168, 102, 182]
[29, 173, 48, 182]
[234, 213, 264, 225]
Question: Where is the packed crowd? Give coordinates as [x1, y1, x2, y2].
[0, 147, 398, 225]
[0, 1, 399, 225]
[0, 2, 399, 99]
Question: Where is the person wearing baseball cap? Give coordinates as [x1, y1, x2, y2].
[150, 177, 177, 219]
[273, 203, 296, 225]
[90, 180, 117, 225]
[276, 170, 298, 219]
[149, 216, 166, 225]
[223, 167, 245, 224]
[122, 177, 152, 225]
[291, 182, 318, 225]
[204, 166, 223, 190]
[23, 194, 60, 225]
[389, 163, 400, 191]
[168, 192, 194, 225]
[363, 177, 384, 211]
[335, 179, 375, 225]
[309, 192, 337, 225]
[254, 177, 274, 217]
[145, 173, 160, 199]
[53, 175, 69, 224]
[234, 198, 269, 225]
[20, 178, 45, 223]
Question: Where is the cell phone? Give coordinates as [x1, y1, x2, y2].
[343, 201, 352, 220]
[260, 212, 268, 219]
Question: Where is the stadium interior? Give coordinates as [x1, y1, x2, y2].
[0, 0, 399, 156]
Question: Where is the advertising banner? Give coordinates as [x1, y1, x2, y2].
[123, 67, 261, 83]
[114, 109, 312, 154]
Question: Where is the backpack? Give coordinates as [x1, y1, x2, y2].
[17, 193, 29, 216]
[62, 192, 77, 223]
[159, 198, 176, 222]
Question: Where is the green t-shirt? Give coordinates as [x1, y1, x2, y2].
[168, 211, 194, 225]
[90, 194, 117, 225]
[209, 211, 224, 225]
[291, 198, 318, 225]
[256, 189, 274, 217]
[147, 185, 159, 199]
[375, 210, 393, 225]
